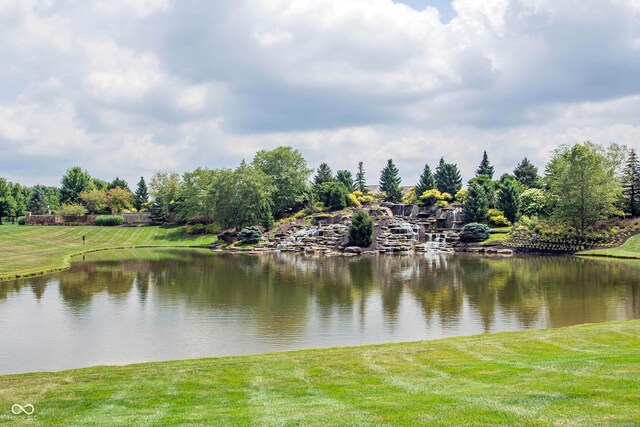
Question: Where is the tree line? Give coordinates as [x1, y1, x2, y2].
[1, 143, 638, 238]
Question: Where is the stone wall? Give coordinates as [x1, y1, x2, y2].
[25, 212, 150, 226]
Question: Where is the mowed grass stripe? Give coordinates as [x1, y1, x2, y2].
[1, 321, 637, 426]
[0, 225, 216, 280]
[580, 233, 640, 259]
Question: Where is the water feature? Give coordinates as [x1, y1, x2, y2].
[426, 233, 447, 252]
[1, 248, 638, 375]
[277, 228, 321, 250]
[391, 222, 419, 241]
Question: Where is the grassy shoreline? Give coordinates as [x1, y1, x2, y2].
[1, 320, 638, 425]
[0, 224, 216, 281]
[579, 233, 640, 259]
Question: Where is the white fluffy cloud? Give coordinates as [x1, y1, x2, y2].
[0, 0, 639, 186]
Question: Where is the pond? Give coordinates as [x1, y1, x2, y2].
[1, 249, 639, 375]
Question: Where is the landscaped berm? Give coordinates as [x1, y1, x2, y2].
[0, 224, 215, 281]
[0, 321, 638, 425]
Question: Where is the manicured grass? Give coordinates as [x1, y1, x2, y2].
[580, 233, 640, 259]
[481, 227, 511, 244]
[0, 224, 217, 280]
[1, 321, 638, 425]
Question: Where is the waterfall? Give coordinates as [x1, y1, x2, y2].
[277, 228, 321, 250]
[426, 233, 447, 252]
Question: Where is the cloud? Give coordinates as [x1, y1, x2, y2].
[0, 0, 638, 187]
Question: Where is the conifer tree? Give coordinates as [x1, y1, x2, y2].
[475, 151, 494, 179]
[434, 158, 463, 195]
[514, 157, 539, 188]
[314, 163, 334, 186]
[134, 177, 150, 212]
[415, 164, 436, 198]
[26, 186, 50, 215]
[335, 170, 355, 192]
[355, 162, 366, 192]
[622, 148, 640, 216]
[463, 182, 489, 223]
[497, 179, 521, 223]
[379, 159, 402, 203]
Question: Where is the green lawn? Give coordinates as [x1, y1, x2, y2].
[0, 224, 216, 280]
[0, 321, 638, 426]
[481, 227, 511, 245]
[580, 233, 640, 259]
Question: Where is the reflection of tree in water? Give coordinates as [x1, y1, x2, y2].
[2, 249, 638, 335]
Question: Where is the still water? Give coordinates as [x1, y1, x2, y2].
[1, 249, 638, 374]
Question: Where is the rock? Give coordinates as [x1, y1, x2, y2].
[344, 246, 363, 254]
[498, 249, 514, 255]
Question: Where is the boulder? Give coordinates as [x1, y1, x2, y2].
[344, 246, 363, 254]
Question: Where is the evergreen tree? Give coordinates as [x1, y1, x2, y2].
[134, 177, 150, 212]
[349, 210, 374, 247]
[475, 151, 494, 179]
[314, 163, 334, 186]
[434, 158, 463, 195]
[27, 186, 50, 215]
[514, 157, 539, 188]
[355, 161, 366, 192]
[497, 179, 521, 223]
[108, 177, 130, 191]
[622, 149, 640, 216]
[148, 198, 169, 225]
[335, 170, 355, 193]
[379, 159, 402, 203]
[415, 164, 436, 198]
[463, 182, 489, 224]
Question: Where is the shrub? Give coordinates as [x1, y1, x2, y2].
[238, 226, 263, 244]
[455, 189, 467, 202]
[17, 216, 25, 225]
[488, 209, 511, 227]
[349, 210, 374, 247]
[459, 223, 491, 243]
[349, 190, 375, 206]
[435, 200, 449, 208]
[402, 187, 417, 204]
[95, 215, 124, 226]
[420, 189, 446, 207]
[57, 203, 88, 216]
[316, 181, 349, 211]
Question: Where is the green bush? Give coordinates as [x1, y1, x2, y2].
[238, 226, 263, 244]
[349, 210, 374, 247]
[459, 223, 491, 243]
[488, 209, 511, 227]
[95, 215, 124, 226]
[57, 203, 88, 216]
[17, 216, 25, 225]
[316, 181, 349, 211]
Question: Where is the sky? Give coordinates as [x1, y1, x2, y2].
[1, 0, 639, 187]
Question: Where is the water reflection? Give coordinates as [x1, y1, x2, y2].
[0, 250, 638, 374]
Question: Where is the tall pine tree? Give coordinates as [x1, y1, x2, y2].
[314, 163, 334, 186]
[415, 164, 436, 198]
[335, 170, 355, 192]
[379, 159, 402, 203]
[622, 148, 640, 216]
[434, 158, 463, 195]
[514, 157, 539, 188]
[475, 151, 494, 179]
[134, 177, 149, 212]
[26, 186, 50, 215]
[497, 179, 521, 223]
[355, 162, 366, 192]
[463, 182, 489, 224]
